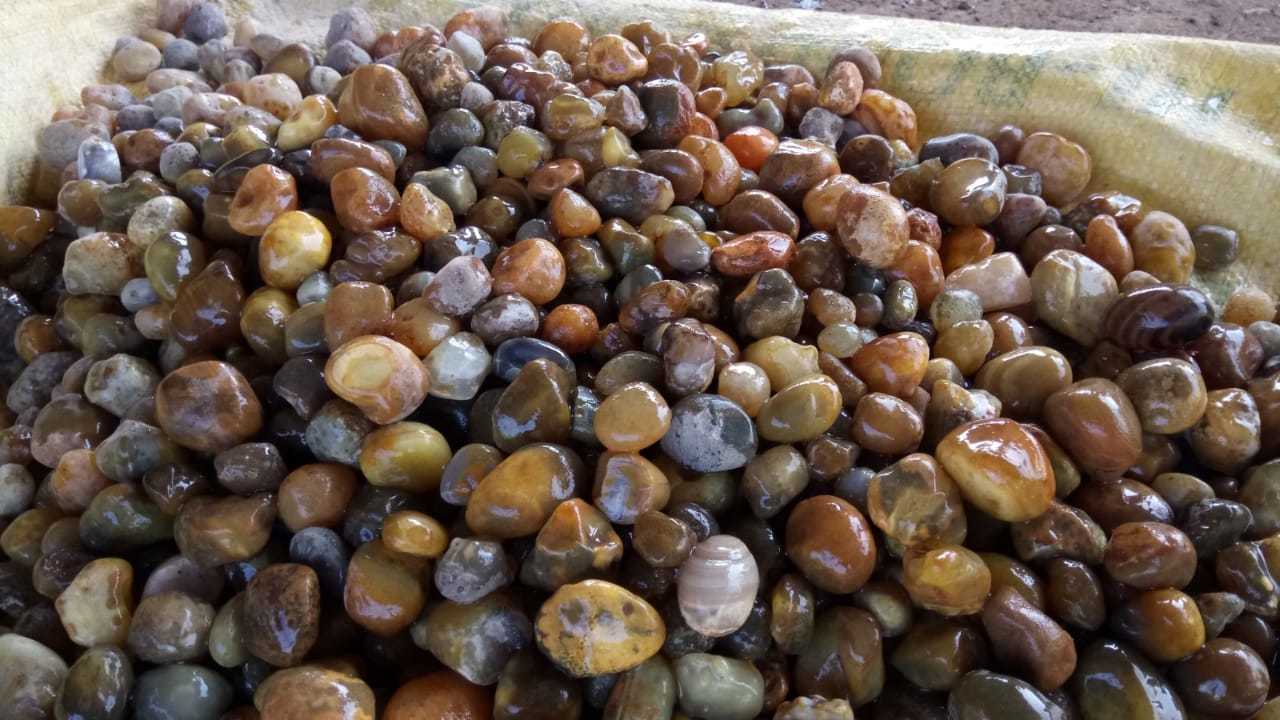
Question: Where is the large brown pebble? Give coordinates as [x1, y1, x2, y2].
[937, 418, 1055, 522]
[981, 586, 1076, 691]
[175, 493, 275, 567]
[466, 443, 584, 538]
[153, 356, 257, 450]
[1103, 521, 1197, 590]
[535, 579, 665, 678]
[786, 495, 876, 594]
[1044, 378, 1143, 479]
[344, 539, 426, 637]
[490, 238, 567, 306]
[338, 64, 429, 147]
[254, 665, 375, 720]
[244, 563, 320, 667]
[594, 381, 671, 452]
[1170, 638, 1269, 717]
[384, 672, 493, 720]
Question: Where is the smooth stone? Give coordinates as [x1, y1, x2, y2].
[465, 443, 585, 539]
[126, 591, 216, 663]
[949, 671, 1070, 720]
[535, 580, 666, 678]
[493, 650, 584, 720]
[142, 554, 225, 604]
[253, 666, 375, 720]
[55, 557, 134, 647]
[0, 635, 67, 720]
[413, 592, 533, 685]
[603, 654, 677, 720]
[493, 337, 576, 383]
[134, 664, 233, 720]
[289, 526, 350, 598]
[492, 359, 574, 452]
[56, 644, 133, 720]
[244, 563, 321, 666]
[520, 498, 624, 591]
[1072, 640, 1187, 720]
[660, 394, 758, 472]
[434, 537, 514, 604]
[77, 484, 173, 554]
[672, 653, 764, 720]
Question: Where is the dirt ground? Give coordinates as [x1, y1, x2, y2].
[717, 0, 1280, 45]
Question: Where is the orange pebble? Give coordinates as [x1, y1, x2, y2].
[724, 126, 780, 172]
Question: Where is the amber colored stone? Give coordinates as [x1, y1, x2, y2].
[522, 498, 624, 590]
[593, 451, 670, 525]
[850, 392, 923, 456]
[359, 422, 451, 492]
[1130, 211, 1195, 284]
[936, 418, 1055, 522]
[254, 666, 375, 720]
[259, 211, 332, 291]
[541, 304, 599, 356]
[229, 164, 297, 236]
[466, 443, 584, 538]
[277, 464, 359, 531]
[711, 231, 795, 277]
[338, 63, 429, 147]
[331, 167, 400, 234]
[724, 127, 779, 173]
[175, 493, 275, 567]
[941, 226, 996, 274]
[384, 672, 493, 720]
[1044, 378, 1143, 478]
[903, 544, 992, 616]
[344, 539, 427, 637]
[1112, 588, 1206, 663]
[1103, 521, 1196, 591]
[534, 579, 664, 678]
[156, 361, 263, 453]
[490, 238, 567, 306]
[308, 138, 397, 183]
[326, 335, 430, 425]
[786, 495, 876, 594]
[850, 331, 929, 398]
[974, 346, 1073, 420]
[593, 382, 672, 452]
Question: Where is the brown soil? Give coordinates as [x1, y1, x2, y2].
[716, 0, 1280, 45]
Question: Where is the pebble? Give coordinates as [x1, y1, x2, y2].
[76, 136, 122, 183]
[243, 562, 321, 666]
[56, 644, 133, 720]
[535, 579, 665, 677]
[660, 393, 758, 472]
[466, 443, 584, 538]
[142, 554, 224, 604]
[435, 537, 515, 603]
[385, 672, 492, 720]
[426, 332, 491, 401]
[0, 634, 67, 720]
[254, 666, 374, 720]
[133, 663, 233, 720]
[673, 653, 765, 720]
[182, 2, 227, 43]
[289, 526, 349, 598]
[127, 590, 215, 663]
[414, 592, 533, 685]
[343, 539, 425, 636]
[55, 558, 133, 647]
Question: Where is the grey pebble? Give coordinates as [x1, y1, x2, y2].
[660, 394, 758, 472]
